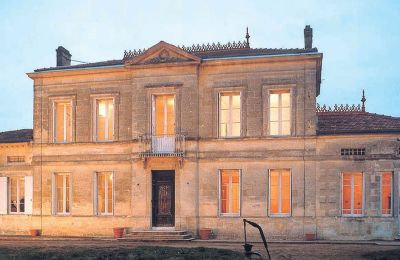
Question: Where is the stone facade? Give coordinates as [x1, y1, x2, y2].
[0, 30, 399, 240]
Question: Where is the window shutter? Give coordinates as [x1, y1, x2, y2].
[0, 177, 8, 214]
[24, 176, 33, 215]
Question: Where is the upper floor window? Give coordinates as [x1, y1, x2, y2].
[269, 169, 291, 216]
[54, 101, 72, 143]
[95, 99, 114, 142]
[219, 93, 241, 138]
[220, 169, 240, 216]
[381, 172, 393, 216]
[269, 91, 290, 136]
[342, 172, 363, 216]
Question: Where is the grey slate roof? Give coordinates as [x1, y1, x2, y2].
[0, 129, 33, 143]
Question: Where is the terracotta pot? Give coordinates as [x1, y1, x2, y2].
[199, 228, 212, 240]
[30, 229, 40, 237]
[113, 227, 124, 239]
[305, 233, 316, 241]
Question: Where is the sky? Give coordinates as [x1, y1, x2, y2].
[0, 0, 399, 132]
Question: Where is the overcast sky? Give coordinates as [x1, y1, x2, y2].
[0, 0, 399, 132]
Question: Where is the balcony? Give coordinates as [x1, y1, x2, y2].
[139, 134, 185, 158]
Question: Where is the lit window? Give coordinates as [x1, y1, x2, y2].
[96, 99, 114, 141]
[269, 91, 290, 135]
[220, 170, 240, 215]
[219, 93, 241, 137]
[154, 95, 175, 136]
[269, 169, 291, 216]
[9, 176, 25, 213]
[54, 173, 70, 214]
[54, 101, 72, 143]
[381, 172, 392, 216]
[96, 172, 113, 215]
[342, 172, 363, 216]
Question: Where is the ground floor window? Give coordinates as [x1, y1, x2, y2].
[9, 176, 25, 213]
[381, 172, 392, 216]
[269, 169, 291, 216]
[342, 172, 363, 216]
[220, 169, 240, 215]
[54, 173, 71, 214]
[96, 172, 113, 215]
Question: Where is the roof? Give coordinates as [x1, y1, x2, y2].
[0, 129, 33, 143]
[317, 112, 400, 135]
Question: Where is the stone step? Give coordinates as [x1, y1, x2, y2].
[127, 231, 188, 236]
[123, 230, 194, 241]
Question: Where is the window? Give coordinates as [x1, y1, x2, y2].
[219, 93, 241, 137]
[96, 172, 113, 215]
[7, 156, 25, 163]
[381, 172, 392, 216]
[342, 172, 363, 216]
[95, 99, 114, 141]
[153, 95, 175, 136]
[54, 101, 72, 143]
[220, 170, 240, 215]
[54, 173, 70, 214]
[9, 176, 25, 213]
[269, 91, 290, 135]
[341, 148, 365, 156]
[269, 169, 291, 216]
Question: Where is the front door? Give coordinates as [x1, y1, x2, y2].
[152, 170, 175, 227]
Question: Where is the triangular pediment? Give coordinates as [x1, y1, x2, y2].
[124, 41, 201, 66]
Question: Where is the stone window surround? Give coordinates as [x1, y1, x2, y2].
[52, 172, 72, 216]
[218, 169, 242, 217]
[145, 85, 182, 136]
[48, 95, 76, 144]
[212, 86, 247, 139]
[340, 172, 365, 217]
[267, 168, 292, 217]
[93, 171, 115, 216]
[90, 93, 120, 142]
[262, 84, 296, 137]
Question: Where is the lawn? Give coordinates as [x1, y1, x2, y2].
[0, 246, 246, 260]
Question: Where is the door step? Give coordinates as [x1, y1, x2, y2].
[121, 230, 194, 241]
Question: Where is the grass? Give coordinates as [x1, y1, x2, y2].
[0, 246, 246, 260]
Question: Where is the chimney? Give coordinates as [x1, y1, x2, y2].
[56, 46, 71, 66]
[304, 25, 313, 49]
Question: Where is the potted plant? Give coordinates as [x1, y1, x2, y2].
[113, 227, 124, 239]
[199, 228, 212, 240]
[30, 229, 40, 237]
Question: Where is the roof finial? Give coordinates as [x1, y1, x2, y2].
[245, 27, 250, 48]
[361, 89, 366, 112]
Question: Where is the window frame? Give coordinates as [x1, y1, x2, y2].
[380, 171, 393, 217]
[93, 97, 115, 142]
[53, 173, 72, 215]
[52, 100, 73, 143]
[268, 90, 291, 136]
[268, 169, 292, 217]
[341, 172, 364, 217]
[94, 171, 114, 216]
[218, 169, 241, 217]
[8, 176, 25, 214]
[151, 94, 176, 136]
[218, 92, 242, 138]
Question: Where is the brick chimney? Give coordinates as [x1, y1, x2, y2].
[56, 46, 71, 66]
[304, 25, 313, 49]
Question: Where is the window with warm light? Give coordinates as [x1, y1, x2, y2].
[220, 169, 240, 215]
[342, 172, 363, 216]
[95, 99, 114, 141]
[54, 101, 72, 143]
[269, 91, 290, 136]
[381, 172, 392, 216]
[269, 169, 291, 216]
[9, 176, 25, 213]
[219, 93, 241, 137]
[154, 95, 175, 136]
[54, 173, 70, 214]
[96, 172, 113, 215]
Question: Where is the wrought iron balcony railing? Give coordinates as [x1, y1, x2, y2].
[139, 134, 185, 157]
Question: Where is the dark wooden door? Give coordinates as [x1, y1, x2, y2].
[152, 170, 175, 227]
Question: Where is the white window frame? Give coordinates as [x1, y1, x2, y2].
[151, 94, 176, 136]
[53, 173, 72, 215]
[380, 172, 393, 217]
[341, 172, 364, 217]
[53, 100, 73, 143]
[94, 172, 114, 216]
[94, 98, 115, 142]
[268, 169, 292, 217]
[269, 91, 291, 136]
[218, 92, 241, 138]
[8, 176, 25, 214]
[218, 169, 241, 217]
